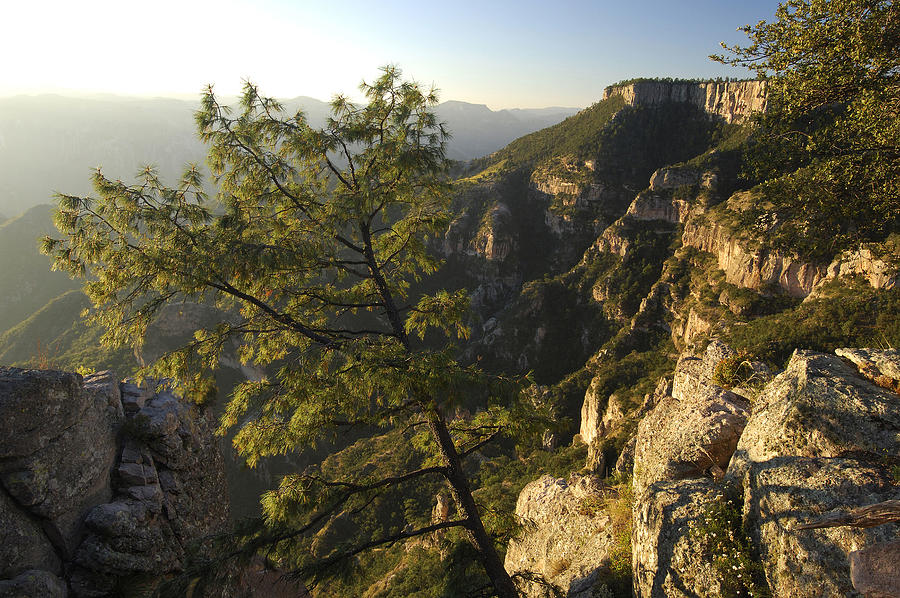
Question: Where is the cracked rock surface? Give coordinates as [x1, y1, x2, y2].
[0, 367, 229, 597]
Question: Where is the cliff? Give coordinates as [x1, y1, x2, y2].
[0, 368, 229, 597]
[602, 80, 767, 123]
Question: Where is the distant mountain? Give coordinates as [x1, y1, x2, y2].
[0, 95, 578, 215]
[434, 101, 579, 160]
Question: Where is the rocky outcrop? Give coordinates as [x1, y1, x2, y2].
[681, 199, 899, 297]
[625, 191, 692, 225]
[633, 345, 900, 597]
[631, 479, 721, 598]
[474, 203, 516, 262]
[0, 367, 229, 597]
[505, 474, 615, 598]
[632, 342, 752, 495]
[851, 540, 900, 598]
[728, 349, 900, 597]
[603, 80, 767, 124]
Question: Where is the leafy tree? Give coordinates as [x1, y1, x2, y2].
[714, 0, 900, 259]
[44, 66, 522, 597]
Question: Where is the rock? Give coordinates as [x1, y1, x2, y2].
[0, 370, 229, 597]
[0, 569, 67, 598]
[505, 474, 614, 598]
[0, 368, 86, 458]
[726, 348, 900, 596]
[631, 479, 721, 598]
[0, 489, 59, 578]
[836, 348, 900, 393]
[633, 390, 749, 495]
[648, 167, 701, 192]
[82, 371, 123, 421]
[633, 344, 750, 494]
[603, 80, 767, 124]
[614, 436, 637, 477]
[730, 350, 900, 475]
[740, 457, 899, 598]
[850, 540, 900, 598]
[0, 367, 119, 556]
[681, 196, 899, 298]
[474, 203, 516, 262]
[117, 463, 149, 487]
[625, 191, 692, 224]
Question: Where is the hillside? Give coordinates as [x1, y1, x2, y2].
[0, 204, 80, 335]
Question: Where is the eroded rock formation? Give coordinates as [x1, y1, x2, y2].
[602, 80, 768, 124]
[0, 367, 228, 597]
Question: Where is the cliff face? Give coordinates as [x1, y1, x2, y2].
[0, 368, 229, 597]
[602, 80, 767, 124]
[681, 207, 899, 298]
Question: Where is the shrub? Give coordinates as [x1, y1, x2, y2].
[689, 492, 769, 598]
[712, 352, 764, 390]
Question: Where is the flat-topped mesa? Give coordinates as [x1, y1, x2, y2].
[602, 79, 767, 124]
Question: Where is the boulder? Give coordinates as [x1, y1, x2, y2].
[0, 489, 59, 578]
[836, 347, 900, 393]
[850, 540, 900, 598]
[633, 343, 750, 494]
[0, 569, 67, 598]
[730, 350, 900, 477]
[0, 369, 229, 597]
[631, 479, 721, 598]
[727, 348, 900, 597]
[505, 474, 615, 598]
[739, 457, 899, 598]
[0, 368, 120, 556]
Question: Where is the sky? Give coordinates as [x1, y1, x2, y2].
[2, 0, 783, 109]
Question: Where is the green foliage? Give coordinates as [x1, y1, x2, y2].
[45, 67, 523, 595]
[0, 205, 81, 335]
[715, 0, 900, 259]
[689, 491, 770, 598]
[722, 280, 900, 368]
[592, 103, 723, 191]
[711, 352, 765, 390]
[485, 95, 625, 167]
[605, 475, 634, 585]
[604, 76, 744, 91]
[0, 290, 136, 374]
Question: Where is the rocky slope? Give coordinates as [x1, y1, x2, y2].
[0, 368, 228, 597]
[508, 343, 900, 597]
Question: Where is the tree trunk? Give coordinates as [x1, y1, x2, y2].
[797, 499, 900, 530]
[427, 410, 519, 598]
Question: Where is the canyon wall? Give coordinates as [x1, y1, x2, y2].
[602, 80, 767, 123]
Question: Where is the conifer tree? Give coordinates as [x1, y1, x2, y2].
[44, 66, 521, 597]
[714, 0, 900, 259]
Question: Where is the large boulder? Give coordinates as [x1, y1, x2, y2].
[0, 369, 121, 556]
[728, 349, 900, 597]
[632, 479, 721, 598]
[730, 350, 900, 476]
[0, 570, 67, 598]
[505, 474, 616, 598]
[740, 457, 898, 598]
[633, 342, 750, 495]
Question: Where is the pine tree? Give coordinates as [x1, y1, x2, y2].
[44, 66, 521, 597]
[714, 0, 900, 259]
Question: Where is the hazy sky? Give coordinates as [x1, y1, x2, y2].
[3, 0, 782, 109]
